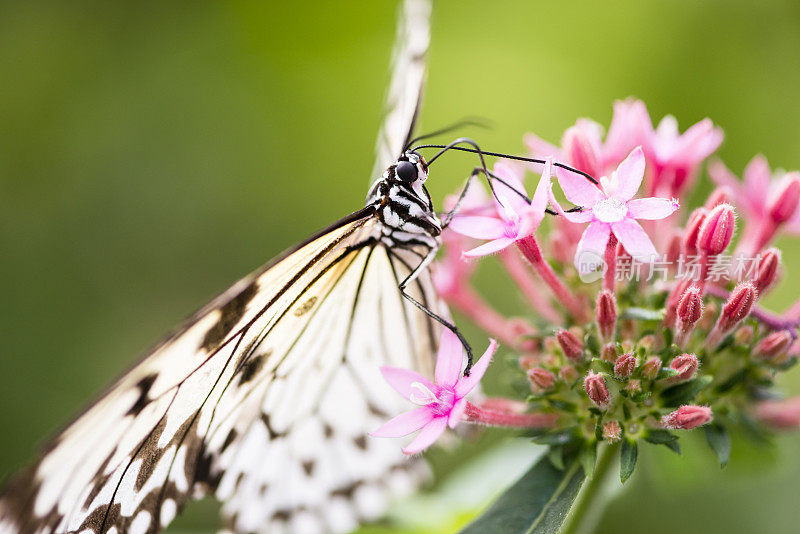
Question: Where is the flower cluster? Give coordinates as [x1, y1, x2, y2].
[373, 99, 800, 482]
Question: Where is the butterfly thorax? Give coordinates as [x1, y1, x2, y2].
[366, 151, 442, 250]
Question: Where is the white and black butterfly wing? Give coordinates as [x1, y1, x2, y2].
[0, 210, 442, 533]
[371, 0, 431, 181]
[0, 0, 438, 531]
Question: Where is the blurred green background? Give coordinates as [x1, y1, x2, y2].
[2, 0, 800, 532]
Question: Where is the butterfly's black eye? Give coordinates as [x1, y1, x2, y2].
[395, 160, 418, 182]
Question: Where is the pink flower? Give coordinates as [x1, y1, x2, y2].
[370, 330, 496, 455]
[708, 154, 800, 254]
[709, 155, 800, 236]
[555, 147, 679, 275]
[449, 160, 553, 257]
[525, 99, 651, 176]
[644, 115, 723, 197]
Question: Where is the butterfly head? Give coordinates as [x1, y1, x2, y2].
[392, 151, 429, 186]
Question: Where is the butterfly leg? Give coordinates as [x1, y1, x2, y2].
[396, 246, 475, 375]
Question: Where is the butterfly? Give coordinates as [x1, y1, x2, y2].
[0, 1, 451, 533]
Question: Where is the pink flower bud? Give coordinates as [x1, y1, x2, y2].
[756, 330, 793, 364]
[677, 286, 703, 327]
[528, 367, 556, 392]
[559, 365, 579, 384]
[518, 355, 538, 370]
[754, 396, 800, 429]
[642, 357, 662, 379]
[734, 325, 754, 345]
[601, 343, 618, 363]
[626, 379, 641, 393]
[696, 203, 736, 256]
[718, 282, 758, 333]
[556, 329, 584, 363]
[661, 405, 713, 430]
[767, 173, 800, 224]
[666, 230, 682, 266]
[595, 290, 617, 341]
[704, 186, 731, 210]
[676, 286, 703, 340]
[638, 334, 657, 352]
[753, 248, 780, 294]
[584, 371, 611, 409]
[682, 208, 708, 255]
[669, 353, 699, 382]
[603, 420, 622, 442]
[614, 353, 637, 378]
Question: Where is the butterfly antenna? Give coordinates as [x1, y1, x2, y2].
[405, 117, 492, 150]
[414, 143, 599, 185]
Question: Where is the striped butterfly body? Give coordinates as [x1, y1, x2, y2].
[0, 1, 442, 533]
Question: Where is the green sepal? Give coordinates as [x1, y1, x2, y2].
[619, 439, 638, 483]
[591, 358, 615, 374]
[704, 423, 731, 468]
[585, 332, 600, 355]
[655, 367, 680, 380]
[661, 375, 713, 407]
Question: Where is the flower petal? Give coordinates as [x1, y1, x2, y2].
[573, 221, 611, 275]
[612, 147, 646, 201]
[743, 154, 771, 211]
[454, 338, 497, 398]
[370, 406, 435, 438]
[380, 366, 435, 402]
[611, 218, 658, 262]
[448, 397, 467, 428]
[708, 160, 742, 192]
[435, 329, 464, 387]
[449, 216, 506, 240]
[402, 416, 447, 455]
[524, 132, 561, 159]
[556, 166, 604, 206]
[626, 197, 679, 220]
[462, 237, 517, 257]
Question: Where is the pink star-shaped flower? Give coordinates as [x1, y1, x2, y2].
[644, 115, 723, 197]
[555, 147, 679, 275]
[709, 154, 800, 235]
[448, 160, 553, 257]
[370, 330, 496, 455]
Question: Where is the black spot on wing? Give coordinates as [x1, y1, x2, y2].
[127, 373, 158, 416]
[237, 350, 270, 385]
[201, 282, 258, 351]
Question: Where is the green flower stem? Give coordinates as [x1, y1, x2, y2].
[559, 442, 619, 534]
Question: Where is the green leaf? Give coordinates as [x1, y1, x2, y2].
[548, 445, 565, 470]
[460, 454, 585, 534]
[643, 429, 678, 444]
[581, 443, 598, 478]
[620, 307, 665, 321]
[704, 423, 731, 468]
[532, 428, 576, 446]
[715, 368, 748, 394]
[619, 440, 638, 483]
[660, 375, 713, 407]
[662, 439, 682, 455]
